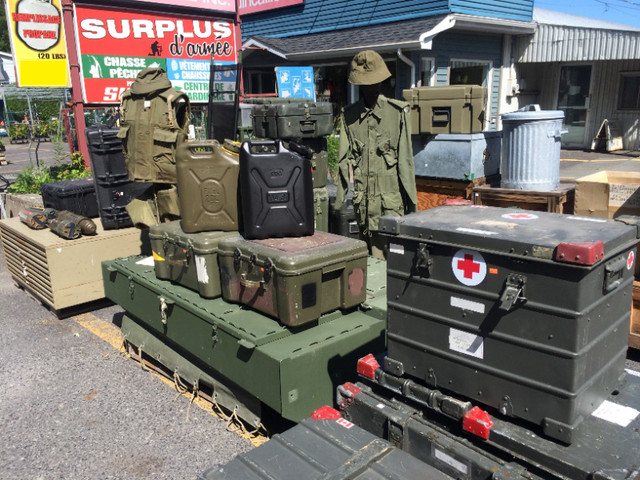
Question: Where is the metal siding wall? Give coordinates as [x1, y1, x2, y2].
[450, 0, 533, 22]
[241, 0, 450, 38]
[589, 60, 640, 151]
[516, 60, 640, 150]
[515, 26, 640, 63]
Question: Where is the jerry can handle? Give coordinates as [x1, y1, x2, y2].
[241, 139, 287, 155]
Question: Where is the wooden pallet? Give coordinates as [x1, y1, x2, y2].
[471, 182, 575, 214]
[416, 175, 498, 211]
[631, 281, 640, 350]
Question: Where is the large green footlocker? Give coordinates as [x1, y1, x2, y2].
[102, 256, 386, 426]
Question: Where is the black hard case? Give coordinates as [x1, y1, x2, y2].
[85, 125, 152, 229]
[41, 177, 99, 218]
[239, 140, 314, 239]
[327, 183, 359, 240]
[199, 412, 454, 480]
[379, 205, 638, 443]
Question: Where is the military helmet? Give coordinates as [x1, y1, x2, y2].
[348, 50, 391, 85]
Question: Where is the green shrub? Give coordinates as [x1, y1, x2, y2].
[8, 148, 90, 194]
[327, 134, 339, 179]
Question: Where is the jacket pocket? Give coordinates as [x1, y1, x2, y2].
[377, 136, 397, 168]
[381, 191, 403, 215]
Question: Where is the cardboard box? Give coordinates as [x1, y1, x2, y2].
[574, 171, 640, 218]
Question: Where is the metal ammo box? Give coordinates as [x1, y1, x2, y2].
[218, 231, 368, 327]
[148, 220, 238, 298]
[251, 100, 333, 139]
[378, 205, 638, 443]
[402, 85, 487, 135]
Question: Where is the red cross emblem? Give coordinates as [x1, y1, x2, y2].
[628, 251, 635, 270]
[452, 249, 487, 286]
[458, 254, 481, 279]
[502, 212, 538, 220]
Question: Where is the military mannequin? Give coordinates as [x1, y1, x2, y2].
[117, 67, 191, 227]
[335, 50, 417, 258]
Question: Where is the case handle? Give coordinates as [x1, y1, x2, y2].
[604, 256, 626, 293]
[432, 108, 450, 125]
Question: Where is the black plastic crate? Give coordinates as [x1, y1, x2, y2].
[41, 177, 99, 218]
[85, 125, 152, 229]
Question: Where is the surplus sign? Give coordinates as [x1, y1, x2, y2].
[74, 5, 238, 104]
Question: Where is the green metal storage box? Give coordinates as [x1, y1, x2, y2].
[101, 255, 386, 424]
[379, 205, 638, 443]
[218, 231, 368, 327]
[251, 101, 333, 139]
[148, 220, 238, 298]
[402, 86, 487, 135]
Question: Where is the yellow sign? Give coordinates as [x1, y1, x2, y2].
[5, 0, 70, 87]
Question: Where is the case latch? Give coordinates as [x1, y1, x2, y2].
[498, 274, 527, 311]
[415, 243, 432, 273]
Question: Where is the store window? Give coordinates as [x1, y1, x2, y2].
[618, 73, 640, 110]
[419, 57, 435, 87]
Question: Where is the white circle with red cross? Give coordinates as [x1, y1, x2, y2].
[628, 250, 635, 270]
[502, 212, 538, 220]
[452, 249, 487, 286]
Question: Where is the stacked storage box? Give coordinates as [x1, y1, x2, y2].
[85, 125, 152, 229]
[402, 86, 498, 209]
[379, 205, 638, 443]
[249, 98, 334, 230]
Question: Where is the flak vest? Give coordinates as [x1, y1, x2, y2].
[117, 69, 191, 184]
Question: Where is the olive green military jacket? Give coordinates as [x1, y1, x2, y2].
[336, 94, 418, 233]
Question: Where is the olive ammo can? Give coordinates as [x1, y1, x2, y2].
[218, 231, 368, 327]
[148, 220, 238, 298]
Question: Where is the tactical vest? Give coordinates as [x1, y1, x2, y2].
[118, 68, 191, 184]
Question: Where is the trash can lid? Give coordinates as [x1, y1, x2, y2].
[502, 104, 564, 122]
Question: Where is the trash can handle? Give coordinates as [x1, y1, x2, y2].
[521, 104, 541, 112]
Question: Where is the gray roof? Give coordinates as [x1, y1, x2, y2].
[244, 15, 447, 59]
[243, 13, 536, 60]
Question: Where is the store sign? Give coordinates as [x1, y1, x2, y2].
[239, 0, 304, 15]
[121, 0, 235, 14]
[4, 0, 70, 87]
[74, 5, 238, 103]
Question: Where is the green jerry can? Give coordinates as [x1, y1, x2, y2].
[101, 255, 387, 424]
[379, 205, 638, 444]
[175, 139, 240, 233]
[148, 220, 238, 298]
[218, 231, 368, 327]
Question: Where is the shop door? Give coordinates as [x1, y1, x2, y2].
[557, 65, 592, 147]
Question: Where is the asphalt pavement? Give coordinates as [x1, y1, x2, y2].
[1, 139, 640, 479]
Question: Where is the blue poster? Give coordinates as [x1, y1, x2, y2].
[275, 66, 315, 101]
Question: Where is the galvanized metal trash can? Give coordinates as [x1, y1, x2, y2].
[501, 105, 565, 191]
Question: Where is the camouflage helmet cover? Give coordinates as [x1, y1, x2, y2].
[348, 50, 391, 85]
